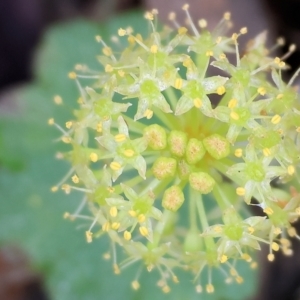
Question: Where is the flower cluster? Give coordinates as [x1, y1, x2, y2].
[50, 5, 300, 294]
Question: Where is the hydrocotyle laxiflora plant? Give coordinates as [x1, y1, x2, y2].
[49, 4, 300, 294]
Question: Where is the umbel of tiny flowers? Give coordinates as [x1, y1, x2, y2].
[49, 4, 300, 294]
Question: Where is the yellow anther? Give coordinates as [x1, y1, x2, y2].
[219, 53, 227, 60]
[124, 230, 131, 241]
[111, 222, 120, 230]
[168, 12, 176, 21]
[48, 118, 54, 125]
[274, 57, 281, 64]
[74, 64, 84, 70]
[144, 11, 154, 20]
[131, 280, 140, 290]
[54, 95, 63, 105]
[107, 187, 115, 194]
[257, 87, 266, 96]
[138, 214, 146, 223]
[71, 175, 79, 184]
[162, 285, 171, 293]
[85, 231, 93, 243]
[183, 58, 192, 67]
[63, 212, 70, 219]
[263, 148, 271, 157]
[102, 252, 110, 260]
[182, 4, 189, 10]
[295, 207, 300, 215]
[195, 285, 202, 293]
[274, 227, 282, 235]
[102, 222, 110, 232]
[135, 33, 143, 42]
[263, 207, 274, 215]
[220, 254, 228, 263]
[124, 149, 135, 157]
[272, 242, 280, 251]
[206, 284, 214, 294]
[250, 262, 258, 269]
[61, 184, 71, 194]
[150, 45, 158, 53]
[65, 121, 73, 129]
[172, 276, 179, 283]
[193, 98, 202, 108]
[271, 114, 281, 124]
[230, 111, 240, 120]
[139, 226, 149, 237]
[230, 268, 238, 276]
[240, 27, 247, 34]
[110, 161, 121, 171]
[279, 61, 285, 68]
[77, 97, 83, 104]
[288, 226, 296, 237]
[89, 152, 98, 162]
[118, 28, 127, 36]
[95, 35, 101, 42]
[242, 253, 252, 262]
[287, 165, 295, 175]
[105, 64, 113, 72]
[198, 19, 207, 28]
[234, 148, 243, 157]
[118, 70, 125, 77]
[297, 127, 300, 133]
[51, 186, 58, 192]
[61, 136, 71, 143]
[128, 210, 137, 217]
[113, 264, 121, 275]
[217, 86, 226, 95]
[96, 122, 102, 132]
[216, 36, 222, 44]
[248, 226, 255, 234]
[68, 72, 77, 79]
[228, 98, 237, 109]
[236, 276, 244, 284]
[178, 27, 188, 35]
[174, 78, 183, 89]
[205, 50, 214, 57]
[280, 238, 291, 246]
[127, 35, 135, 44]
[213, 225, 223, 233]
[277, 37, 285, 45]
[114, 133, 126, 142]
[144, 109, 153, 119]
[102, 47, 112, 56]
[276, 93, 283, 100]
[109, 206, 118, 217]
[231, 33, 238, 41]
[223, 12, 231, 20]
[236, 187, 245, 196]
[267, 253, 275, 262]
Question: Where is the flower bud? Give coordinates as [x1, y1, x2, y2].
[203, 134, 230, 160]
[162, 185, 185, 212]
[189, 172, 215, 194]
[144, 124, 167, 150]
[168, 130, 188, 157]
[186, 138, 206, 164]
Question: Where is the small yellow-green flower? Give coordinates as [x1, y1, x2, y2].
[51, 5, 300, 294]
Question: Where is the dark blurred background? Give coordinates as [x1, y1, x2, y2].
[1, 0, 300, 299]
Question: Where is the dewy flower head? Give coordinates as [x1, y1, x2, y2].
[51, 4, 300, 293]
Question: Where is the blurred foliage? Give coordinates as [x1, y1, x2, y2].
[0, 11, 257, 299]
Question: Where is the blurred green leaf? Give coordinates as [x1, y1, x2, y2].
[0, 11, 257, 300]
